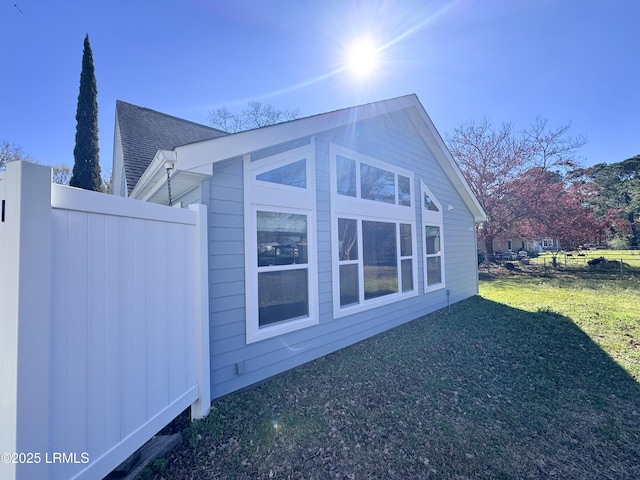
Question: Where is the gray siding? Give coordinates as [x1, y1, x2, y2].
[207, 111, 479, 399]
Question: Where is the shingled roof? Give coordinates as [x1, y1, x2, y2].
[116, 100, 227, 195]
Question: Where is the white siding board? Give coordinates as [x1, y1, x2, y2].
[87, 213, 107, 456]
[50, 209, 69, 457]
[66, 211, 89, 462]
[103, 215, 122, 449]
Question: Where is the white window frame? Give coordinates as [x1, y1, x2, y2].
[330, 144, 418, 319]
[542, 238, 554, 249]
[421, 180, 445, 292]
[244, 144, 318, 343]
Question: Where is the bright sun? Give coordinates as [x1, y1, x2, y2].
[347, 38, 379, 78]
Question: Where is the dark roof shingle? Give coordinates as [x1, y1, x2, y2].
[116, 100, 227, 194]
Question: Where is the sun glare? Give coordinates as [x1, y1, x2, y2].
[347, 38, 379, 78]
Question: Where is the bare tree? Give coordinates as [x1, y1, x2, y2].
[0, 140, 33, 168]
[526, 116, 587, 172]
[51, 164, 72, 185]
[101, 165, 112, 194]
[1, 140, 84, 187]
[208, 101, 301, 133]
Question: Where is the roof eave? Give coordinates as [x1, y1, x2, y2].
[130, 149, 211, 205]
[168, 94, 486, 222]
[175, 95, 422, 171]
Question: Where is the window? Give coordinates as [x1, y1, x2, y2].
[421, 181, 445, 291]
[542, 238, 554, 249]
[361, 164, 395, 203]
[245, 145, 318, 343]
[336, 155, 356, 197]
[256, 159, 306, 188]
[335, 152, 413, 207]
[331, 144, 417, 318]
[257, 211, 309, 326]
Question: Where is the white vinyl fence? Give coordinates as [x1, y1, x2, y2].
[0, 162, 210, 480]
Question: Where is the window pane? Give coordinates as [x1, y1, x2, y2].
[424, 192, 439, 211]
[258, 270, 308, 326]
[257, 211, 307, 266]
[425, 226, 441, 255]
[426, 257, 442, 286]
[339, 264, 359, 307]
[401, 259, 413, 292]
[336, 155, 356, 197]
[362, 221, 398, 300]
[398, 175, 411, 206]
[338, 218, 358, 261]
[256, 159, 306, 188]
[400, 223, 412, 257]
[361, 163, 395, 203]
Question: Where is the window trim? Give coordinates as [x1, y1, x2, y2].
[244, 143, 318, 343]
[330, 144, 418, 319]
[421, 180, 445, 292]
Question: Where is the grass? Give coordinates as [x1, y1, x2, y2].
[144, 269, 640, 479]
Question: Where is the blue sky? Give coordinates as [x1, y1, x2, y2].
[2, 0, 638, 173]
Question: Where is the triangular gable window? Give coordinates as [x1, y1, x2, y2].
[424, 192, 439, 212]
[256, 159, 306, 188]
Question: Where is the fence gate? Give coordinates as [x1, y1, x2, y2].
[0, 162, 210, 480]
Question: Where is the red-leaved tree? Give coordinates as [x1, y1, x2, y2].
[447, 117, 597, 253]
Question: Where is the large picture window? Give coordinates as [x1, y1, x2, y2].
[245, 145, 318, 343]
[363, 221, 398, 299]
[421, 181, 445, 291]
[331, 144, 417, 318]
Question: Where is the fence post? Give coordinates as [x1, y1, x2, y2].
[0, 162, 52, 480]
[189, 203, 211, 420]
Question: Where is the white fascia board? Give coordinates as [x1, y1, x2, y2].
[130, 150, 176, 200]
[175, 94, 421, 172]
[131, 148, 212, 204]
[169, 93, 485, 222]
[408, 101, 487, 222]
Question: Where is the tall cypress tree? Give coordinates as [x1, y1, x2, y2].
[70, 34, 102, 191]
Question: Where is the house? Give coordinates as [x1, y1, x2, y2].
[112, 94, 487, 399]
[494, 238, 530, 255]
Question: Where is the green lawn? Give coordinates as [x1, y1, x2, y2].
[479, 273, 640, 381]
[144, 270, 640, 479]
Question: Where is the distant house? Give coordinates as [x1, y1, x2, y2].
[494, 238, 530, 254]
[112, 94, 486, 399]
[494, 237, 562, 255]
